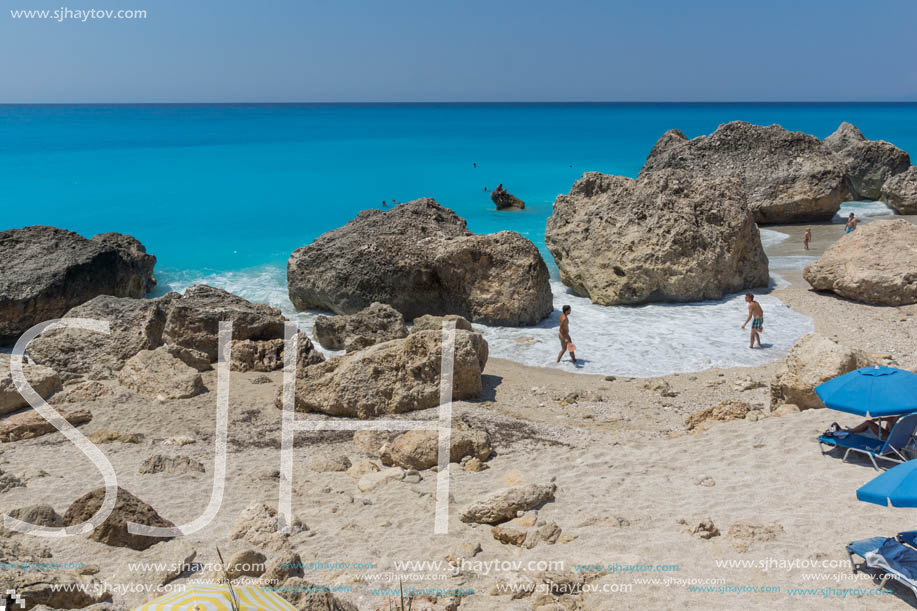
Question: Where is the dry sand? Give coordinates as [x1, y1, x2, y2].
[2, 217, 917, 610]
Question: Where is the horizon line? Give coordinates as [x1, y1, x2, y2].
[2, 100, 917, 106]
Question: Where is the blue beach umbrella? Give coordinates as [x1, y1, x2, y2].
[857, 460, 917, 507]
[815, 366, 917, 418]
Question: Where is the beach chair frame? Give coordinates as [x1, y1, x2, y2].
[819, 414, 917, 470]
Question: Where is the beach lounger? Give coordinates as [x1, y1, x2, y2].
[819, 414, 917, 470]
[846, 536, 917, 598]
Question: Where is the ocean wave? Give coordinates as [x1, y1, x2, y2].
[834, 200, 895, 222]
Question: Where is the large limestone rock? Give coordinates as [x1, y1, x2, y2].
[803, 219, 917, 306]
[61, 486, 175, 550]
[230, 334, 324, 372]
[287, 199, 553, 326]
[162, 285, 287, 360]
[639, 122, 848, 223]
[0, 407, 92, 443]
[881, 166, 917, 214]
[824, 122, 911, 200]
[0, 226, 156, 343]
[118, 347, 205, 399]
[770, 334, 874, 409]
[545, 170, 768, 305]
[0, 355, 62, 415]
[28, 295, 167, 380]
[460, 483, 557, 524]
[312, 302, 408, 352]
[411, 314, 473, 333]
[380, 429, 492, 470]
[278, 330, 488, 419]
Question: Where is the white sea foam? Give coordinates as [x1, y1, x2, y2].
[768, 255, 818, 270]
[834, 200, 895, 222]
[759, 228, 790, 249]
[158, 269, 813, 378]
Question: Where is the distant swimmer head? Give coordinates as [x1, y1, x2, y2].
[745, 293, 755, 302]
[562, 305, 571, 314]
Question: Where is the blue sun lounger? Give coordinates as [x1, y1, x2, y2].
[819, 414, 917, 470]
[846, 536, 917, 598]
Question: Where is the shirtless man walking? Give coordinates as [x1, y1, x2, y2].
[741, 293, 764, 349]
[556, 305, 576, 364]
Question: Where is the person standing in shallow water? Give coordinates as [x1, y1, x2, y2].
[556, 305, 576, 364]
[803, 227, 812, 250]
[741, 293, 764, 349]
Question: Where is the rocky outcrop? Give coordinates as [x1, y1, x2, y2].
[639, 122, 848, 223]
[312, 302, 408, 352]
[0, 355, 61, 415]
[545, 170, 768, 305]
[685, 400, 752, 432]
[287, 199, 553, 326]
[137, 454, 205, 475]
[770, 334, 874, 409]
[0, 570, 110, 609]
[28, 295, 167, 380]
[230, 334, 324, 372]
[229, 503, 306, 551]
[162, 285, 287, 360]
[881, 166, 917, 214]
[491, 189, 525, 210]
[380, 429, 492, 470]
[61, 486, 175, 550]
[824, 122, 911, 200]
[803, 219, 917, 306]
[0, 407, 92, 443]
[0, 226, 156, 343]
[459, 483, 557, 524]
[411, 314, 473, 333]
[5, 504, 63, 529]
[278, 330, 488, 419]
[117, 347, 205, 399]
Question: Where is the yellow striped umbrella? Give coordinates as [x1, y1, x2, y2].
[134, 583, 297, 611]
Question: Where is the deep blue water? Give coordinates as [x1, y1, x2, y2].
[2, 103, 916, 275]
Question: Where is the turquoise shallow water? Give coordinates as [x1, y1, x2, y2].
[1, 103, 913, 375]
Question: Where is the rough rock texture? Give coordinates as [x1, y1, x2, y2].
[546, 170, 769, 305]
[685, 400, 752, 432]
[380, 429, 493, 470]
[305, 452, 352, 473]
[281, 577, 359, 611]
[161, 344, 212, 372]
[0, 226, 156, 343]
[459, 483, 557, 524]
[770, 334, 874, 409]
[28, 295, 167, 380]
[639, 122, 848, 223]
[162, 285, 287, 360]
[118, 347, 205, 399]
[491, 189, 525, 210]
[61, 486, 175, 550]
[230, 334, 324, 372]
[0, 355, 62, 416]
[263, 552, 305, 584]
[229, 503, 306, 551]
[312, 302, 408, 352]
[225, 549, 267, 579]
[6, 504, 63, 528]
[352, 430, 400, 456]
[881, 165, 917, 214]
[0, 407, 92, 443]
[137, 454, 205, 475]
[824, 122, 911, 200]
[411, 313, 474, 333]
[287, 199, 553, 326]
[0, 469, 25, 493]
[803, 219, 917, 306]
[0, 571, 110, 609]
[279, 330, 488, 419]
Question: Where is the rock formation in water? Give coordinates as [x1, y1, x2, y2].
[0, 226, 156, 344]
[491, 189, 525, 210]
[803, 219, 917, 306]
[287, 198, 553, 326]
[881, 166, 917, 214]
[545, 169, 769, 305]
[824, 122, 911, 201]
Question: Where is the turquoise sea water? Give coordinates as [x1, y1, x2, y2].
[1, 103, 914, 375]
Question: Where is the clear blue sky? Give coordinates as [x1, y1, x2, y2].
[2, 0, 916, 103]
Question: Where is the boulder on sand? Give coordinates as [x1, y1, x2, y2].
[380, 429, 493, 470]
[491, 189, 525, 210]
[770, 334, 874, 410]
[0, 354, 61, 416]
[61, 486, 175, 550]
[545, 169, 768, 305]
[230, 334, 324, 372]
[27, 295, 167, 380]
[823, 122, 911, 200]
[287, 199, 553, 326]
[881, 166, 917, 215]
[117, 347, 205, 399]
[0, 407, 92, 443]
[277, 330, 488, 419]
[639, 122, 848, 223]
[411, 314, 473, 333]
[162, 285, 287, 360]
[0, 226, 156, 344]
[803, 219, 917, 306]
[313, 302, 408, 352]
[459, 483, 557, 524]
